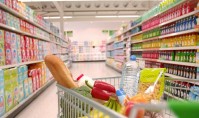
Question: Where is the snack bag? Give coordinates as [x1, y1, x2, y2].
[138, 68, 166, 100]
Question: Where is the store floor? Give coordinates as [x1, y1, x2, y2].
[16, 62, 121, 118]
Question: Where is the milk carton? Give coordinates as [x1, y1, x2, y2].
[0, 29, 5, 66]
[4, 31, 11, 65]
[0, 70, 5, 117]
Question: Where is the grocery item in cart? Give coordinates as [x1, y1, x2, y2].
[44, 55, 77, 88]
[76, 74, 94, 87]
[120, 55, 140, 97]
[138, 68, 165, 100]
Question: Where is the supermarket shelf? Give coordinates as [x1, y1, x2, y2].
[164, 91, 184, 101]
[107, 49, 115, 51]
[160, 10, 199, 26]
[137, 58, 199, 67]
[141, 0, 186, 23]
[114, 47, 124, 50]
[0, 23, 51, 42]
[129, 31, 143, 37]
[0, 3, 66, 43]
[73, 60, 105, 62]
[165, 73, 199, 85]
[107, 40, 114, 45]
[107, 57, 114, 59]
[114, 40, 124, 44]
[132, 36, 159, 44]
[2, 78, 55, 118]
[114, 59, 124, 63]
[132, 46, 199, 51]
[0, 60, 44, 69]
[165, 73, 188, 80]
[159, 29, 198, 39]
[106, 63, 122, 73]
[141, 10, 199, 34]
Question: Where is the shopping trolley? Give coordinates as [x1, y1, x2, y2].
[57, 76, 199, 118]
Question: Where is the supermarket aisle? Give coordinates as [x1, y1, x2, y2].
[16, 62, 121, 118]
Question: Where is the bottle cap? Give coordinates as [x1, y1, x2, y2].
[76, 74, 84, 81]
[130, 55, 136, 61]
[116, 90, 124, 96]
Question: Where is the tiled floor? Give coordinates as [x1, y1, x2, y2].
[16, 62, 121, 118]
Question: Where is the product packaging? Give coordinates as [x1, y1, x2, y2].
[4, 31, 11, 65]
[0, 69, 5, 117]
[0, 29, 5, 66]
[76, 74, 94, 87]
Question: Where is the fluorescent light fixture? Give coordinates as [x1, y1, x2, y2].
[44, 16, 72, 19]
[95, 16, 118, 18]
[95, 15, 140, 18]
[118, 15, 140, 18]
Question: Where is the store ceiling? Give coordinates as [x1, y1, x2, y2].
[23, 0, 162, 22]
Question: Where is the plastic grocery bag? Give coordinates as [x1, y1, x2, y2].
[138, 68, 166, 100]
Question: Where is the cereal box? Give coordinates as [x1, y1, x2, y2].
[0, 9, 3, 24]
[28, 77, 33, 95]
[2, 10, 6, 24]
[18, 82, 24, 102]
[4, 31, 11, 65]
[0, 69, 5, 117]
[23, 79, 29, 98]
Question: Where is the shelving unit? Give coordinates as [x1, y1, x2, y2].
[0, 1, 71, 117]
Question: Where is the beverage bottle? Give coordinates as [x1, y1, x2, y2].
[120, 55, 140, 97]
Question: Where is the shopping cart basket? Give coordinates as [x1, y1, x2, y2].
[57, 76, 199, 118]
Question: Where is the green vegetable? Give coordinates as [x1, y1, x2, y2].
[60, 86, 92, 118]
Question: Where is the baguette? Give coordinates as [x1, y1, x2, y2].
[44, 55, 77, 88]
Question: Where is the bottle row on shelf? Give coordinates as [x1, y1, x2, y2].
[142, 0, 197, 31]
[141, 50, 196, 63]
[0, 28, 66, 67]
[165, 63, 197, 79]
[132, 33, 199, 50]
[0, 62, 52, 117]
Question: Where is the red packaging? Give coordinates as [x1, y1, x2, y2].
[25, 22, 30, 33]
[25, 49, 30, 61]
[2, 10, 6, 24]
[24, 36, 30, 49]
[37, 68, 42, 89]
[21, 49, 26, 62]
[12, 0, 17, 11]
[0, 9, 2, 23]
[4, 31, 11, 65]
[28, 69, 37, 92]
[20, 35, 25, 49]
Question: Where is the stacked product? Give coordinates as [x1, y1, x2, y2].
[0, 62, 52, 117]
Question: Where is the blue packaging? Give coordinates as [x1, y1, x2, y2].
[0, 69, 5, 116]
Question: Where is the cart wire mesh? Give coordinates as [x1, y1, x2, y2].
[57, 76, 199, 118]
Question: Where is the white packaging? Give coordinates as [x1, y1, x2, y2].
[76, 74, 94, 87]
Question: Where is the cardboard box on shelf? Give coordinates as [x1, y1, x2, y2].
[4, 31, 11, 65]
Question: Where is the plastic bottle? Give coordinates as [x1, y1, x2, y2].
[76, 74, 94, 87]
[116, 89, 128, 106]
[120, 55, 140, 97]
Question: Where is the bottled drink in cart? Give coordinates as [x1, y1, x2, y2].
[120, 55, 140, 97]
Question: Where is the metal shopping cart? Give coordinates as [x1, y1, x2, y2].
[57, 76, 199, 118]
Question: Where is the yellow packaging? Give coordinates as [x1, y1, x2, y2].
[138, 68, 165, 100]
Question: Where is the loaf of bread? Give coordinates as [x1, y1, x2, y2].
[44, 55, 77, 88]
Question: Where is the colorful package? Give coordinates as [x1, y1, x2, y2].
[0, 29, 5, 66]
[10, 33, 17, 64]
[16, 34, 21, 63]
[139, 68, 166, 100]
[28, 69, 37, 92]
[18, 82, 24, 102]
[4, 31, 11, 65]
[23, 79, 29, 98]
[0, 70, 5, 117]
[4, 69, 14, 112]
[27, 77, 33, 95]
[10, 68, 18, 106]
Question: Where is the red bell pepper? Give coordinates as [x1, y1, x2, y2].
[85, 80, 115, 101]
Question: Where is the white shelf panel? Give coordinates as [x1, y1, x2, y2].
[129, 31, 143, 37]
[114, 47, 124, 50]
[165, 73, 188, 80]
[137, 58, 199, 67]
[114, 59, 124, 63]
[132, 46, 199, 51]
[114, 40, 124, 44]
[132, 37, 158, 44]
[0, 60, 44, 69]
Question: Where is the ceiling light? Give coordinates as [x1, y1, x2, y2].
[44, 16, 72, 19]
[95, 15, 140, 18]
[118, 15, 140, 18]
